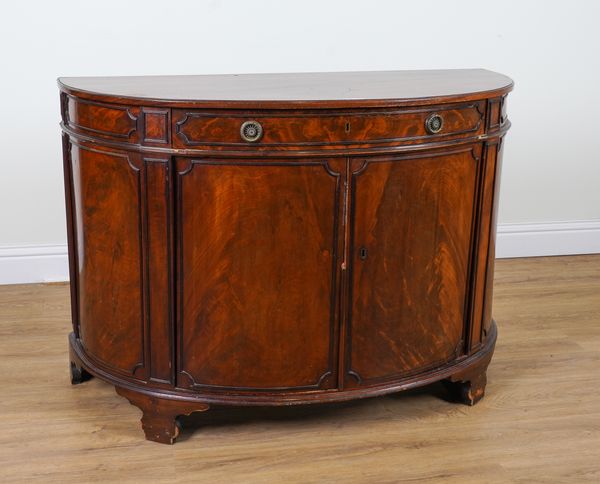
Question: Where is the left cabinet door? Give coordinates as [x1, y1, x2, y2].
[175, 159, 343, 392]
[69, 144, 146, 378]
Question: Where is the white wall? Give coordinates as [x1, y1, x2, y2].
[1, 0, 599, 283]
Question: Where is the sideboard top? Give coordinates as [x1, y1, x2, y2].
[58, 69, 513, 109]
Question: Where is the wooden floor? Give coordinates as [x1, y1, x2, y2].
[1, 255, 599, 483]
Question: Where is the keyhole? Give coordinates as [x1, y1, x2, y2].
[345, 122, 351, 133]
[359, 247, 368, 260]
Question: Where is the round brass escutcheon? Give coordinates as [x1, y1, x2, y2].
[425, 113, 444, 134]
[240, 120, 263, 142]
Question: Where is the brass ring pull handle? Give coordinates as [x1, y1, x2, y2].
[240, 120, 263, 142]
[425, 113, 444, 134]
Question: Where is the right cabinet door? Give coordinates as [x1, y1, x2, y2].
[346, 146, 480, 387]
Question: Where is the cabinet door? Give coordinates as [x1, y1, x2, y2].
[176, 159, 342, 391]
[69, 144, 146, 378]
[346, 147, 479, 386]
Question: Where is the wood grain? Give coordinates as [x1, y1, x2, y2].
[176, 160, 341, 391]
[57, 69, 513, 109]
[347, 148, 478, 386]
[1, 255, 598, 482]
[70, 144, 145, 377]
[172, 102, 485, 149]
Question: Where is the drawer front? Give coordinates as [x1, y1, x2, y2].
[173, 101, 485, 149]
[63, 95, 140, 142]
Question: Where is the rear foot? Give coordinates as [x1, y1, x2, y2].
[443, 370, 487, 406]
[70, 361, 92, 385]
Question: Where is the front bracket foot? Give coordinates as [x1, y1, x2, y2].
[115, 386, 210, 444]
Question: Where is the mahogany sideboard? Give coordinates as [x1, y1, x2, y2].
[59, 70, 513, 444]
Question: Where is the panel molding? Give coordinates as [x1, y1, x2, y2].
[142, 108, 170, 145]
[143, 157, 174, 385]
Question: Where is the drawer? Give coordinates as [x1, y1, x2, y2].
[173, 101, 485, 149]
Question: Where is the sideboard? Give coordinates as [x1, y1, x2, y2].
[60, 69, 513, 443]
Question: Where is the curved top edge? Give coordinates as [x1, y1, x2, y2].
[58, 69, 513, 109]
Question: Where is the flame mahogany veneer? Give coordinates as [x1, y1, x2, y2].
[59, 70, 513, 444]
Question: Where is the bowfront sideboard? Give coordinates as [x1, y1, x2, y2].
[60, 69, 513, 443]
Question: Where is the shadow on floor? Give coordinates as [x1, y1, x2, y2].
[176, 381, 451, 442]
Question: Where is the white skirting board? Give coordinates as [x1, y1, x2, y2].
[0, 244, 69, 285]
[1, 220, 599, 285]
[496, 220, 600, 258]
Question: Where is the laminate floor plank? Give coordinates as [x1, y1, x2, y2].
[0, 255, 599, 483]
